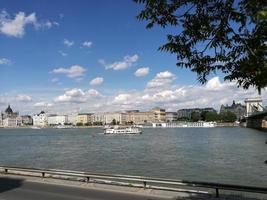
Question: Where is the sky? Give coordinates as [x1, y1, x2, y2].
[0, 0, 266, 115]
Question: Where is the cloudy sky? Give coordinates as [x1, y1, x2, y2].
[0, 0, 266, 115]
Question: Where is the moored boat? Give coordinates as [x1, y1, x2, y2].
[31, 126, 41, 129]
[55, 125, 75, 129]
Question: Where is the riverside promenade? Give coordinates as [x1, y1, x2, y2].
[0, 174, 192, 200]
[0, 174, 265, 200]
[0, 168, 267, 200]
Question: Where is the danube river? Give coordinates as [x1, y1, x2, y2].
[0, 127, 266, 187]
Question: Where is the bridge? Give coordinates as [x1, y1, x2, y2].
[245, 97, 267, 130]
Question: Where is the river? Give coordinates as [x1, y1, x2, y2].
[0, 127, 266, 187]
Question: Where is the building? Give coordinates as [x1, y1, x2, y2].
[3, 117, 17, 127]
[67, 113, 78, 125]
[0, 114, 2, 127]
[21, 115, 33, 125]
[1, 105, 20, 127]
[166, 112, 178, 122]
[125, 110, 154, 124]
[125, 108, 166, 124]
[48, 115, 68, 126]
[104, 112, 126, 125]
[92, 113, 105, 125]
[2, 105, 19, 119]
[177, 107, 216, 119]
[76, 113, 93, 125]
[33, 111, 48, 127]
[220, 100, 246, 120]
[150, 107, 166, 122]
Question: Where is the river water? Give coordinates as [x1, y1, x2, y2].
[0, 127, 266, 187]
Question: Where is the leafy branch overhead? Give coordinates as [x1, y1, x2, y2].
[135, 0, 267, 93]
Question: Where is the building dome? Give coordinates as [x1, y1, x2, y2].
[5, 105, 13, 114]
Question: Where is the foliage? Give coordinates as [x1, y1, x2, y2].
[177, 117, 190, 121]
[76, 122, 83, 126]
[111, 119, 117, 125]
[84, 122, 92, 126]
[135, 0, 267, 93]
[93, 121, 103, 126]
[191, 111, 201, 122]
[204, 111, 220, 121]
[219, 111, 237, 122]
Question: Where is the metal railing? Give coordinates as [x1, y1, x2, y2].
[1, 166, 267, 198]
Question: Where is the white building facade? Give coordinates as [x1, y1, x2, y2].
[47, 115, 68, 125]
[104, 112, 126, 124]
[67, 113, 78, 125]
[33, 111, 48, 127]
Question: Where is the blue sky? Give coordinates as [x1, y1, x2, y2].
[0, 0, 265, 114]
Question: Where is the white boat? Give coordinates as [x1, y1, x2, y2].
[55, 125, 75, 129]
[151, 121, 217, 128]
[31, 126, 41, 129]
[104, 126, 142, 134]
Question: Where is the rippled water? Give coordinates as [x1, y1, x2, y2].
[0, 127, 266, 187]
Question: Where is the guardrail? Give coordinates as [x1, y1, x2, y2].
[1, 166, 267, 198]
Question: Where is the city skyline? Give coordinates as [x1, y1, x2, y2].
[1, 0, 266, 115]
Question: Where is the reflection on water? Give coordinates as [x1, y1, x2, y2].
[0, 127, 266, 187]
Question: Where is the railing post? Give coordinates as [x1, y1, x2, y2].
[87, 177, 90, 183]
[41, 172, 45, 178]
[143, 181, 147, 189]
[4, 168, 8, 173]
[215, 188, 219, 198]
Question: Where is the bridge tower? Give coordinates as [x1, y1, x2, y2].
[244, 97, 263, 117]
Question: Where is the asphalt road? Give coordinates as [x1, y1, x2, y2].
[0, 177, 170, 200]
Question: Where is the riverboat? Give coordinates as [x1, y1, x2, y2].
[152, 121, 217, 128]
[31, 126, 41, 129]
[55, 125, 75, 129]
[104, 126, 142, 134]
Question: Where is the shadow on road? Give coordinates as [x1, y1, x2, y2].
[176, 193, 265, 200]
[0, 177, 24, 193]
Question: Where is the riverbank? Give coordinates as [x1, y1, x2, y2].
[0, 122, 240, 129]
[0, 173, 265, 200]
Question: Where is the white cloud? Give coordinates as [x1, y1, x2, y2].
[100, 54, 139, 70]
[146, 71, 176, 89]
[82, 41, 92, 48]
[205, 76, 236, 90]
[0, 10, 57, 38]
[34, 101, 53, 107]
[156, 71, 175, 79]
[0, 10, 36, 37]
[135, 67, 149, 77]
[63, 39, 74, 47]
[52, 65, 86, 78]
[42, 20, 59, 29]
[0, 58, 11, 65]
[58, 51, 67, 57]
[1, 75, 266, 115]
[114, 93, 132, 102]
[16, 94, 32, 102]
[51, 78, 59, 83]
[54, 88, 102, 103]
[90, 77, 104, 86]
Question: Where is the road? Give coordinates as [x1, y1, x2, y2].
[0, 176, 171, 200]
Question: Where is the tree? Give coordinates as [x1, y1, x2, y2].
[135, 0, 267, 93]
[111, 119, 117, 125]
[76, 122, 83, 126]
[204, 111, 219, 121]
[191, 111, 201, 122]
[84, 122, 92, 126]
[219, 111, 237, 122]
